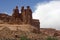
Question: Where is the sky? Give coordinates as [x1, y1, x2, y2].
[0, 0, 50, 14]
[0, 0, 60, 30]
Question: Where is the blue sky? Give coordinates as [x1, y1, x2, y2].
[0, 0, 51, 14]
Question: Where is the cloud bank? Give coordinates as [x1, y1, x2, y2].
[33, 1, 60, 30]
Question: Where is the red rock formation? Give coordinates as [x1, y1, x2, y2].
[0, 6, 40, 33]
[12, 6, 19, 18]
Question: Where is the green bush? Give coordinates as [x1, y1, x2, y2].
[46, 36, 58, 40]
[20, 36, 30, 40]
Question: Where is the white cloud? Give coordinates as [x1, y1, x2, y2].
[33, 1, 60, 30]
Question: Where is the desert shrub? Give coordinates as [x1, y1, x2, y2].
[20, 36, 30, 40]
[46, 36, 58, 40]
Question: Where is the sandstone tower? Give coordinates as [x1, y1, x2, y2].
[21, 6, 32, 24]
[12, 6, 19, 18]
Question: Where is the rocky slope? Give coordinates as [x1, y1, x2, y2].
[0, 24, 60, 40]
[0, 23, 41, 40]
